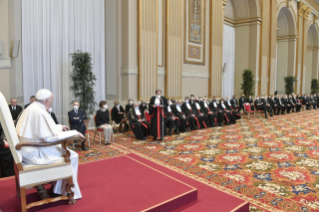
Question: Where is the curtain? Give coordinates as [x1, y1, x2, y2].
[222, 24, 235, 98]
[22, 0, 105, 125]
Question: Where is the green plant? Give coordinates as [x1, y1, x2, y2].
[241, 69, 255, 97]
[311, 79, 319, 94]
[70, 50, 97, 116]
[284, 76, 296, 95]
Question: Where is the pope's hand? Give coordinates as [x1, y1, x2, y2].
[62, 126, 70, 131]
[78, 132, 85, 140]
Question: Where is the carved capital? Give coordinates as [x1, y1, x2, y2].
[304, 7, 312, 20]
[314, 15, 318, 24]
[222, 0, 228, 10]
[286, 0, 292, 7]
[297, 2, 306, 17]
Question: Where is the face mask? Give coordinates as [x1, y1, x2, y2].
[129, 101, 133, 105]
[191, 97, 194, 100]
[199, 99, 202, 101]
[169, 102, 172, 105]
[135, 106, 139, 110]
[157, 95, 161, 98]
[185, 100, 189, 103]
[48, 107, 52, 113]
[227, 99, 230, 102]
[74, 105, 79, 110]
[104, 105, 108, 109]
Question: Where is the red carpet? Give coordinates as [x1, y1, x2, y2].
[127, 154, 249, 212]
[0, 155, 197, 212]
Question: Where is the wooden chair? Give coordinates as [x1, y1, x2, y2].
[0, 92, 81, 212]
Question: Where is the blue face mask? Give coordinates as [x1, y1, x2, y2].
[135, 107, 139, 110]
[185, 100, 189, 103]
[227, 99, 230, 102]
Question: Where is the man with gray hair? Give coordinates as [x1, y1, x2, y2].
[16, 89, 84, 200]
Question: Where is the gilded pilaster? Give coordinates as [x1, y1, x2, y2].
[165, 0, 183, 99]
[209, 0, 226, 98]
[297, 2, 311, 94]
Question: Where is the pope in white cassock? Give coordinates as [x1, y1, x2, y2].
[16, 89, 84, 199]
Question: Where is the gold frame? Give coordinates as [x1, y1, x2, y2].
[188, 0, 203, 44]
[188, 45, 201, 59]
[184, 0, 206, 65]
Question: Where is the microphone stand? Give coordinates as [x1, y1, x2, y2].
[160, 96, 165, 146]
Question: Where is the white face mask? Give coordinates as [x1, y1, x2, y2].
[48, 107, 52, 113]
[191, 97, 194, 100]
[169, 102, 172, 105]
[157, 95, 161, 99]
[104, 105, 108, 109]
[129, 101, 133, 105]
[74, 105, 79, 110]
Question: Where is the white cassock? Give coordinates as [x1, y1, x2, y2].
[16, 102, 82, 199]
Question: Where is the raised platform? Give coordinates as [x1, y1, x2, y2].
[0, 155, 197, 212]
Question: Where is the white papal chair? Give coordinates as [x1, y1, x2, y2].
[0, 92, 81, 212]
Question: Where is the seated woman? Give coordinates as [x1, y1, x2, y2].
[128, 102, 148, 140]
[111, 100, 128, 133]
[0, 139, 14, 178]
[96, 101, 114, 145]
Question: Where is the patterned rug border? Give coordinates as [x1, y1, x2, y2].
[113, 143, 278, 212]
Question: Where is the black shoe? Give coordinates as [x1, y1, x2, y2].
[105, 143, 111, 145]
[168, 132, 172, 136]
[153, 137, 157, 141]
[174, 130, 180, 135]
[81, 143, 89, 150]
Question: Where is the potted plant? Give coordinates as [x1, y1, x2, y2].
[284, 76, 296, 95]
[311, 79, 318, 94]
[241, 69, 255, 97]
[70, 50, 97, 129]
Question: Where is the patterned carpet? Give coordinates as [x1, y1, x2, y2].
[80, 109, 319, 212]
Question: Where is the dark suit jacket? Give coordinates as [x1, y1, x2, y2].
[68, 109, 87, 130]
[230, 98, 239, 108]
[112, 105, 125, 124]
[51, 112, 58, 124]
[24, 103, 31, 109]
[209, 101, 220, 113]
[8, 105, 23, 121]
[239, 97, 246, 107]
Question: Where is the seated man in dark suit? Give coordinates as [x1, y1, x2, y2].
[9, 98, 23, 125]
[48, 107, 58, 124]
[68, 102, 88, 150]
[0, 139, 14, 178]
[24, 95, 36, 109]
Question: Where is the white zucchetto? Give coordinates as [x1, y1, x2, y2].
[36, 89, 52, 100]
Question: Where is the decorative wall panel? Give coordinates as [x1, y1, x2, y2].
[184, 0, 206, 65]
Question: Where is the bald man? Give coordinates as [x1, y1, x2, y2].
[9, 98, 23, 124]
